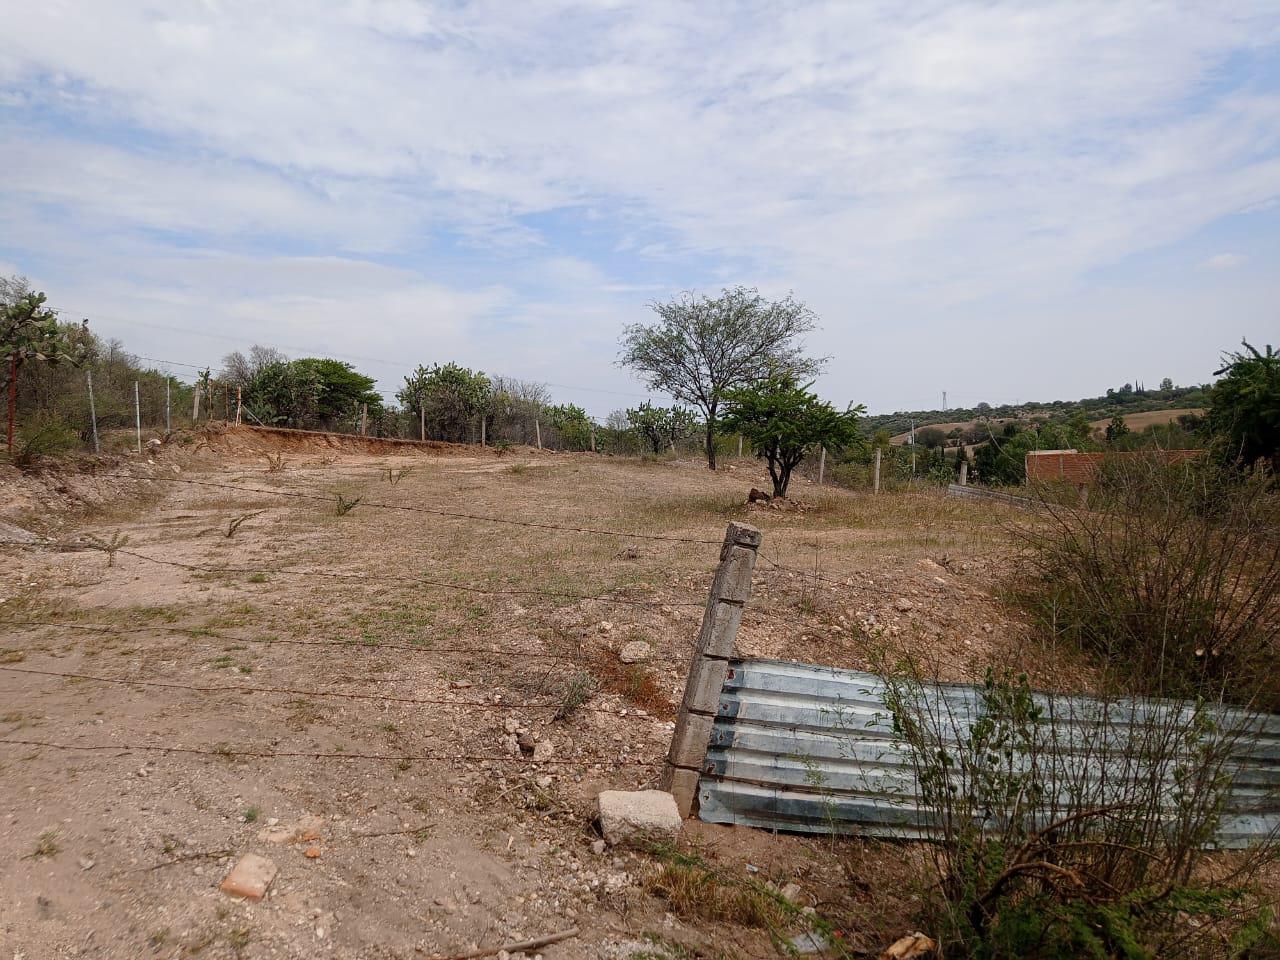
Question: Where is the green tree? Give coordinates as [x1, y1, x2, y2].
[625, 401, 698, 454]
[241, 359, 323, 427]
[546, 402, 594, 451]
[396, 363, 491, 442]
[1104, 415, 1130, 445]
[1208, 340, 1279, 471]
[720, 374, 864, 498]
[2, 284, 86, 451]
[619, 286, 825, 470]
[292, 358, 382, 425]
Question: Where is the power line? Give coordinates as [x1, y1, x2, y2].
[88, 316, 655, 401]
[0, 737, 660, 768]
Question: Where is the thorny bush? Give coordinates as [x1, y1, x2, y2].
[881, 664, 1278, 959]
[1018, 454, 1280, 705]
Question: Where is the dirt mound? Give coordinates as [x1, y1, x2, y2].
[195, 423, 485, 459]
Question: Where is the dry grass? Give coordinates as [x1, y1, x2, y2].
[645, 859, 794, 930]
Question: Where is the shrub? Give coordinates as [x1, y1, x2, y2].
[1018, 454, 1280, 703]
[11, 416, 80, 467]
[881, 665, 1276, 959]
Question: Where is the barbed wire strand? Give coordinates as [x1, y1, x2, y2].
[2, 618, 583, 660]
[81, 470, 723, 545]
[8, 541, 705, 609]
[0, 665, 645, 717]
[0, 737, 660, 768]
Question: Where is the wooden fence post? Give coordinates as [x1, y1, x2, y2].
[874, 447, 881, 494]
[535, 419, 542, 450]
[235, 387, 243, 425]
[192, 384, 200, 423]
[662, 521, 762, 818]
[360, 403, 368, 436]
[959, 461, 968, 486]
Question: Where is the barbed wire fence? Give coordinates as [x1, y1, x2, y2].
[0, 487, 773, 780]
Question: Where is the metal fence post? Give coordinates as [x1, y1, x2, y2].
[133, 381, 142, 453]
[86, 371, 100, 454]
[165, 377, 171, 434]
[662, 521, 762, 818]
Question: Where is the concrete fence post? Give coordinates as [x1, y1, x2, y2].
[959, 460, 968, 486]
[873, 447, 881, 494]
[662, 520, 762, 818]
[818, 446, 826, 485]
[535, 419, 542, 450]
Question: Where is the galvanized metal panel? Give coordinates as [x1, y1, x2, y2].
[697, 658, 1280, 848]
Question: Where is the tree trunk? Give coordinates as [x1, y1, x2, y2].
[703, 406, 718, 470]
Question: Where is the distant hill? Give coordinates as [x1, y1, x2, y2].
[864, 382, 1211, 443]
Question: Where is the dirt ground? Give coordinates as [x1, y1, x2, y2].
[0, 426, 1056, 960]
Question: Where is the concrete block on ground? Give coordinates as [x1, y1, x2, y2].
[219, 853, 278, 900]
[598, 790, 683, 846]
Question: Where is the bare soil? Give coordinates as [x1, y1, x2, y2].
[0, 426, 1061, 959]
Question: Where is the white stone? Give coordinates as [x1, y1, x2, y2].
[597, 790, 682, 847]
[618, 641, 652, 664]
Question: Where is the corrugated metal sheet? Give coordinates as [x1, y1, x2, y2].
[698, 659, 1280, 848]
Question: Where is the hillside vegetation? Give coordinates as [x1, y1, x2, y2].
[864, 380, 1210, 440]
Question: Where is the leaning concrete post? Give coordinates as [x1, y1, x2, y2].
[662, 521, 762, 818]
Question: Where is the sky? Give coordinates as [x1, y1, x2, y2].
[1, 1, 1278, 417]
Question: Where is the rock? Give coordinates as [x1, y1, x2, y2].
[893, 597, 914, 613]
[598, 621, 613, 633]
[597, 790, 682, 847]
[257, 814, 324, 844]
[590, 839, 606, 855]
[778, 882, 803, 904]
[790, 931, 829, 955]
[77, 856, 95, 871]
[535, 775, 553, 789]
[517, 731, 537, 752]
[304, 846, 321, 859]
[450, 680, 474, 689]
[503, 717, 521, 735]
[618, 641, 651, 664]
[747, 487, 772, 503]
[146, 438, 162, 452]
[880, 933, 939, 959]
[219, 853, 278, 900]
[532, 740, 555, 762]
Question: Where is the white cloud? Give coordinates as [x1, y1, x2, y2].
[1202, 252, 1245, 269]
[0, 1, 1278, 411]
